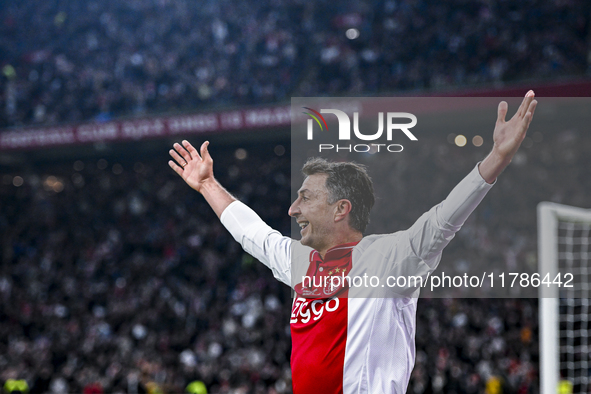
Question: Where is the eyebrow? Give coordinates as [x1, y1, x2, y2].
[298, 189, 309, 196]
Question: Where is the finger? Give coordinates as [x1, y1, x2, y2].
[169, 149, 187, 167]
[200, 141, 211, 161]
[168, 160, 184, 177]
[529, 99, 537, 117]
[182, 140, 201, 160]
[174, 142, 192, 163]
[517, 90, 535, 118]
[523, 100, 538, 127]
[497, 101, 508, 124]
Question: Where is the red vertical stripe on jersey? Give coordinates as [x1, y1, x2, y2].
[290, 243, 357, 394]
[291, 297, 348, 394]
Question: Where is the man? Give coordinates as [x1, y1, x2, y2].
[168, 92, 537, 393]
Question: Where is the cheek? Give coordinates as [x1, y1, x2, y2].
[312, 215, 331, 232]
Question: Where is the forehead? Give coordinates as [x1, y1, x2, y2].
[298, 173, 328, 194]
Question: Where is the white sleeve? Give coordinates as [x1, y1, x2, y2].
[402, 162, 494, 269]
[220, 201, 293, 286]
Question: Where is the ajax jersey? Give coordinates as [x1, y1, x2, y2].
[220, 165, 493, 393]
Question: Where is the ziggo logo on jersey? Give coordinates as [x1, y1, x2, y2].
[290, 297, 340, 324]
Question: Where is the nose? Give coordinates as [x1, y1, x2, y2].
[288, 198, 300, 217]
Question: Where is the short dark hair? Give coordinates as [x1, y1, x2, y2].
[302, 157, 375, 233]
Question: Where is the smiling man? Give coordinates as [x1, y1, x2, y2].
[168, 92, 537, 393]
[291, 159, 374, 256]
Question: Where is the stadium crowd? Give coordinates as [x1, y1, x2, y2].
[1, 0, 589, 129]
[3, 120, 589, 392]
[1, 144, 294, 393]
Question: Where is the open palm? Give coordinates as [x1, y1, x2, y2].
[492, 91, 537, 160]
[168, 140, 214, 193]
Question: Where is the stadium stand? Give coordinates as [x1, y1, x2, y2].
[1, 0, 589, 128]
[0, 143, 294, 393]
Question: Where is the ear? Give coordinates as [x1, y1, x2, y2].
[334, 199, 352, 223]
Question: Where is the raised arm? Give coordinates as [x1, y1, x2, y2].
[478, 90, 538, 183]
[169, 140, 294, 285]
[168, 140, 235, 218]
[400, 91, 538, 270]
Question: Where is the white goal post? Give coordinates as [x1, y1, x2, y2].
[538, 202, 591, 394]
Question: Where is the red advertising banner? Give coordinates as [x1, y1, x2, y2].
[0, 105, 291, 151]
[1, 79, 589, 151]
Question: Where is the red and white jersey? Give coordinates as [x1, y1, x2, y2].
[221, 165, 493, 393]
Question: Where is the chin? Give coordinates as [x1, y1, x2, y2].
[300, 236, 315, 249]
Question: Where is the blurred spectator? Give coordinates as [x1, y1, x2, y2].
[186, 380, 208, 394]
[3, 379, 29, 394]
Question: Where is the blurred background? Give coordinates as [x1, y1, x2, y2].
[1, 0, 590, 393]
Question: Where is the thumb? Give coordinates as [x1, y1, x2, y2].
[200, 141, 211, 160]
[497, 101, 508, 124]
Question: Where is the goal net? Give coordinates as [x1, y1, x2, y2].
[538, 202, 591, 394]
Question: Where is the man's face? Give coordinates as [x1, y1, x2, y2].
[288, 174, 336, 252]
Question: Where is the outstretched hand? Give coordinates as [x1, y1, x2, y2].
[169, 140, 214, 193]
[492, 90, 538, 161]
[169, 140, 236, 217]
[478, 91, 538, 184]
